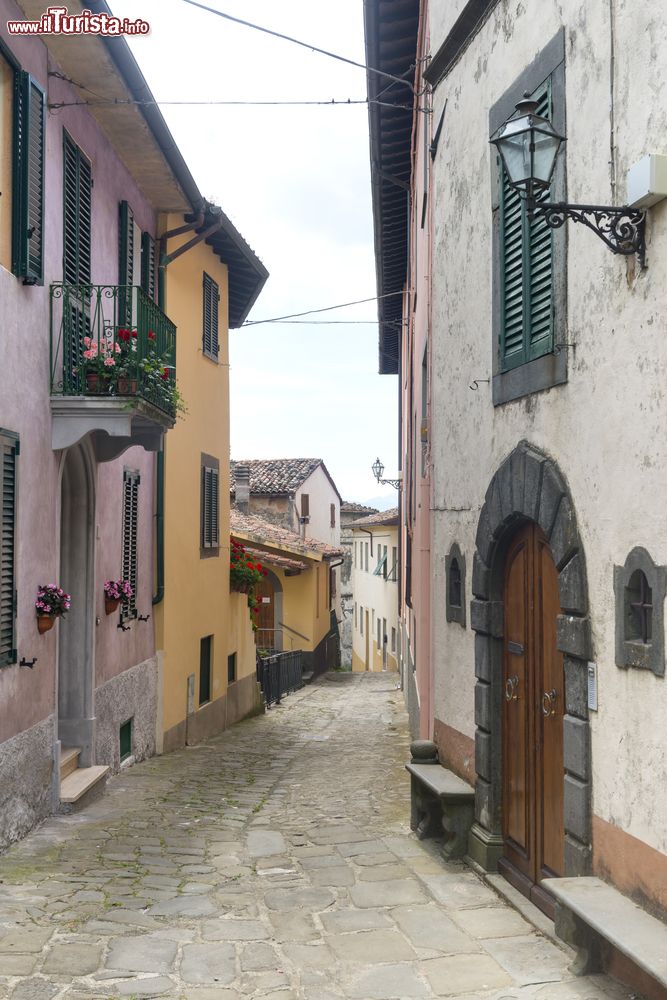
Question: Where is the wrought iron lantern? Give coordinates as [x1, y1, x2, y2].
[491, 96, 564, 203]
[372, 457, 401, 490]
[491, 94, 646, 263]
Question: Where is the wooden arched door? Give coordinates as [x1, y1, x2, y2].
[499, 522, 564, 917]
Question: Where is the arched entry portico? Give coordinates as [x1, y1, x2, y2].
[58, 443, 96, 764]
[468, 442, 593, 910]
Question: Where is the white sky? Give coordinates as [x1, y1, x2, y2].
[110, 0, 399, 508]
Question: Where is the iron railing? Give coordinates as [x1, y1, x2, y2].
[50, 284, 177, 417]
[256, 649, 304, 707]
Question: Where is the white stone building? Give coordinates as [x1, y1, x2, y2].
[366, 0, 667, 987]
[350, 510, 399, 673]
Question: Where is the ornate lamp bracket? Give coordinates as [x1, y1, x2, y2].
[378, 476, 401, 490]
[532, 201, 646, 266]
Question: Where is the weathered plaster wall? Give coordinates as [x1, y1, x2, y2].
[428, 0, 667, 855]
[295, 466, 341, 549]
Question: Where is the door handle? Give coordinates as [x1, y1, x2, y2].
[542, 688, 557, 716]
[505, 675, 519, 702]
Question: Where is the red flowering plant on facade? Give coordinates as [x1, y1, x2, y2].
[230, 538, 269, 593]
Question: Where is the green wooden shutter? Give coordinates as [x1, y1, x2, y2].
[203, 273, 219, 359]
[63, 133, 92, 286]
[210, 468, 219, 547]
[12, 72, 45, 284]
[121, 470, 140, 622]
[527, 84, 554, 360]
[499, 80, 553, 372]
[141, 231, 156, 301]
[201, 466, 219, 549]
[0, 432, 19, 667]
[118, 201, 134, 325]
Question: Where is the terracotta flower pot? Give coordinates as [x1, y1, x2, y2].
[37, 614, 55, 634]
[105, 596, 121, 615]
[85, 372, 111, 395]
[117, 377, 137, 395]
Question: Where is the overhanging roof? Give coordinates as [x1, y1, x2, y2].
[364, 0, 420, 375]
[17, 0, 268, 327]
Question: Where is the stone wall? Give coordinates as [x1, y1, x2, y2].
[0, 715, 55, 852]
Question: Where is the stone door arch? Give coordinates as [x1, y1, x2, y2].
[468, 441, 592, 879]
[58, 442, 96, 765]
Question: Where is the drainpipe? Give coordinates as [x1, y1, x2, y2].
[152, 206, 225, 606]
[356, 527, 374, 558]
[152, 263, 167, 605]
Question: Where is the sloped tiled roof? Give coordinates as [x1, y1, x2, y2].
[243, 546, 308, 573]
[231, 458, 342, 502]
[349, 507, 399, 528]
[341, 501, 379, 514]
[231, 508, 343, 560]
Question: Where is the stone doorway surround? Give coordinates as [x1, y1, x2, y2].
[468, 441, 592, 879]
[57, 442, 96, 765]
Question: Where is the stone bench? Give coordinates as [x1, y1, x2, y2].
[405, 742, 475, 860]
[544, 876, 667, 992]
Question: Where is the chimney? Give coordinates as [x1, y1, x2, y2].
[235, 464, 250, 512]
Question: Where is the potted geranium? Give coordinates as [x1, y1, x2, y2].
[81, 335, 120, 394]
[35, 584, 71, 633]
[139, 348, 187, 417]
[104, 579, 133, 615]
[230, 538, 269, 627]
[115, 328, 139, 395]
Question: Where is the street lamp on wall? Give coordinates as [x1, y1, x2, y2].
[490, 94, 646, 263]
[372, 457, 401, 490]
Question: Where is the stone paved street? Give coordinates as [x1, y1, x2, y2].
[0, 674, 640, 1000]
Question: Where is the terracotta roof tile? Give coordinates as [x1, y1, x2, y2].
[230, 458, 321, 495]
[341, 501, 379, 514]
[231, 508, 343, 559]
[243, 546, 308, 572]
[349, 507, 399, 528]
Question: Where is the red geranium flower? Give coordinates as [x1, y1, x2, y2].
[161, 367, 169, 381]
[148, 330, 156, 341]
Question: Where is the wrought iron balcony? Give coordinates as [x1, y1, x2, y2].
[50, 284, 178, 459]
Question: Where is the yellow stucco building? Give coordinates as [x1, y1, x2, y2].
[155, 205, 267, 752]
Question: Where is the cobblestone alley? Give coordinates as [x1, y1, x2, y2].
[0, 674, 639, 1000]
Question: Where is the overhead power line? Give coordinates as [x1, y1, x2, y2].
[179, 0, 415, 93]
[241, 292, 405, 327]
[48, 96, 419, 111]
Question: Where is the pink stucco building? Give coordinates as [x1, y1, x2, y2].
[0, 0, 244, 847]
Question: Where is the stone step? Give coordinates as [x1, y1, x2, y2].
[60, 765, 109, 805]
[59, 746, 81, 781]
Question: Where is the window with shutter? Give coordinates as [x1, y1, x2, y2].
[118, 200, 135, 325]
[330, 503, 335, 528]
[200, 457, 220, 553]
[121, 469, 140, 623]
[63, 132, 91, 286]
[12, 72, 44, 284]
[202, 272, 219, 360]
[0, 430, 18, 667]
[499, 80, 553, 372]
[141, 231, 157, 302]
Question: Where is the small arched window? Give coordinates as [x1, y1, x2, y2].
[445, 543, 466, 627]
[614, 548, 665, 677]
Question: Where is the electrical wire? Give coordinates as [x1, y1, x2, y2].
[240, 291, 405, 327]
[48, 96, 420, 111]
[179, 0, 415, 93]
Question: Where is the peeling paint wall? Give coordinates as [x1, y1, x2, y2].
[428, 0, 667, 859]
